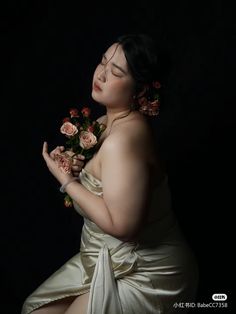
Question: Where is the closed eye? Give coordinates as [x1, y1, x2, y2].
[112, 72, 122, 77]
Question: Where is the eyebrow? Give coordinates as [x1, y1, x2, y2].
[102, 54, 127, 75]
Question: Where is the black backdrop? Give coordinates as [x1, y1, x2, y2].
[1, 1, 233, 313]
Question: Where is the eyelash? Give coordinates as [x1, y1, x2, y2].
[99, 61, 121, 77]
[112, 72, 121, 77]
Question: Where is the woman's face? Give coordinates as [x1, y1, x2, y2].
[92, 43, 135, 109]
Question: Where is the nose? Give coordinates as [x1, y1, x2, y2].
[97, 65, 106, 82]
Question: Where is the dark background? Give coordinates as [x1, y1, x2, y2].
[1, 1, 233, 313]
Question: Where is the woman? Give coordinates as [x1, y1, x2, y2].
[22, 34, 198, 314]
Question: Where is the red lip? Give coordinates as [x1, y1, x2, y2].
[93, 82, 102, 92]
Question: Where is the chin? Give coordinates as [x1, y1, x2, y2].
[91, 90, 100, 102]
[92, 91, 105, 105]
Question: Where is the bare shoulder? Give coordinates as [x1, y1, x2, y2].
[102, 113, 153, 154]
[100, 113, 166, 182]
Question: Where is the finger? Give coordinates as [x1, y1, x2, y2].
[50, 148, 60, 158]
[73, 154, 85, 160]
[59, 146, 65, 151]
[71, 166, 82, 171]
[50, 146, 65, 158]
[42, 141, 50, 161]
[72, 160, 84, 167]
[42, 141, 48, 154]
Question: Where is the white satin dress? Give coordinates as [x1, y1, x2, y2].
[21, 168, 198, 314]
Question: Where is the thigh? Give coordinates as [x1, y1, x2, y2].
[64, 292, 90, 314]
[31, 296, 76, 314]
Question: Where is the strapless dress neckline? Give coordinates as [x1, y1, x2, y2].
[81, 168, 102, 184]
[81, 167, 168, 189]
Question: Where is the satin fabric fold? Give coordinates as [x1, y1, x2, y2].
[21, 168, 198, 314]
[87, 244, 123, 314]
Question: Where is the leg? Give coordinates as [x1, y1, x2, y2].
[30, 296, 76, 314]
[64, 292, 90, 314]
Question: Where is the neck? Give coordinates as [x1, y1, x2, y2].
[105, 107, 132, 130]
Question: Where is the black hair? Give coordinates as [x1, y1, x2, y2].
[116, 33, 161, 98]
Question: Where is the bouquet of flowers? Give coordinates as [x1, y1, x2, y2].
[55, 106, 106, 207]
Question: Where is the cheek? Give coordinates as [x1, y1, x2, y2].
[109, 79, 134, 98]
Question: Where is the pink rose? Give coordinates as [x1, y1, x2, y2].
[60, 122, 78, 137]
[79, 131, 97, 149]
[55, 152, 73, 174]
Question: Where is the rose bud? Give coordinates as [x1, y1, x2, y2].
[64, 194, 73, 207]
[69, 108, 79, 118]
[62, 117, 70, 123]
[87, 125, 94, 132]
[81, 107, 91, 117]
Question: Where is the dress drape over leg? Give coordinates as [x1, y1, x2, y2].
[22, 168, 198, 314]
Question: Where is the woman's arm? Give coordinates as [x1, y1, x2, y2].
[42, 129, 151, 241]
[64, 130, 150, 240]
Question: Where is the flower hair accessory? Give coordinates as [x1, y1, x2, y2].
[137, 81, 161, 116]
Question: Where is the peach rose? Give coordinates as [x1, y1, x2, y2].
[55, 152, 73, 174]
[79, 131, 97, 149]
[60, 122, 78, 137]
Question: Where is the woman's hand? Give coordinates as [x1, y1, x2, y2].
[48, 145, 85, 177]
[42, 142, 72, 185]
[70, 154, 85, 177]
[42, 142, 85, 179]
[50, 146, 85, 177]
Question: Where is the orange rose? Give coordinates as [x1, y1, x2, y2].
[60, 122, 78, 137]
[79, 131, 97, 149]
